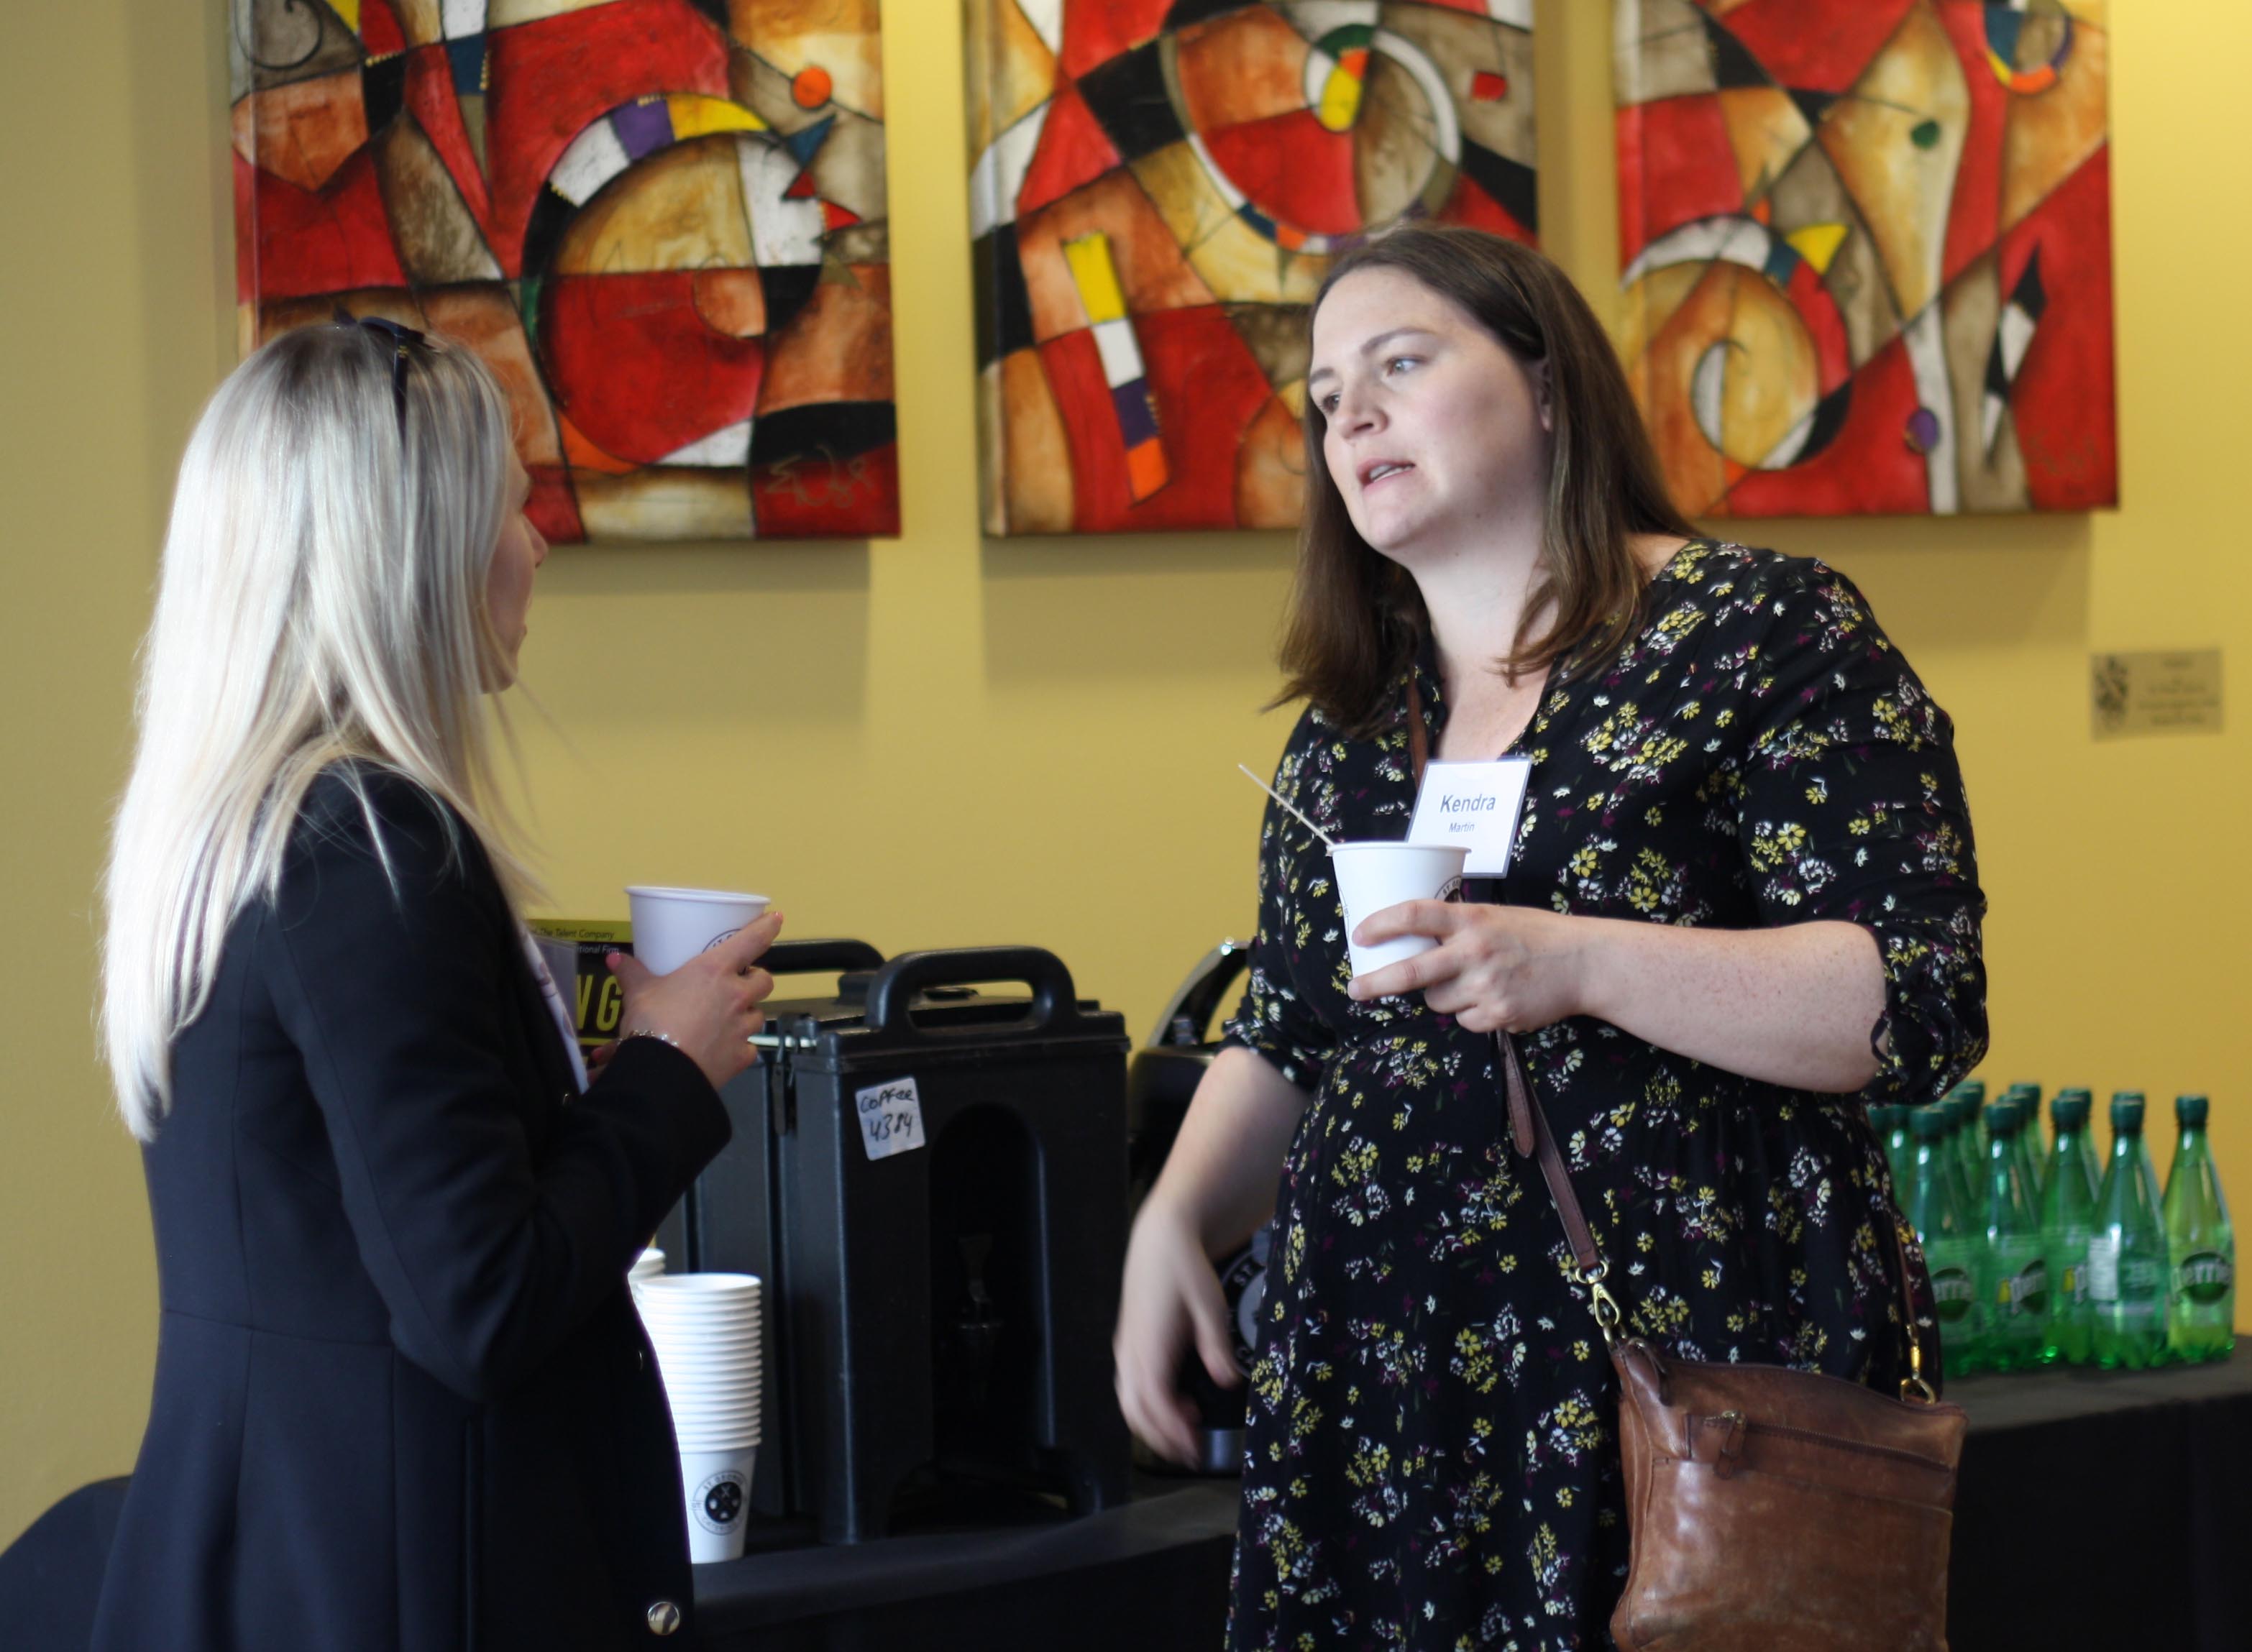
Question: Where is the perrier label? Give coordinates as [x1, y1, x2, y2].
[2000, 1259, 2049, 1318]
[1931, 1266, 1976, 1321]
[2177, 1252, 2234, 1305]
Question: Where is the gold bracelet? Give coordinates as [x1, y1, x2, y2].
[623, 1027, 682, 1052]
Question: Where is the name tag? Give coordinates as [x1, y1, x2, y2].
[1407, 759, 1533, 876]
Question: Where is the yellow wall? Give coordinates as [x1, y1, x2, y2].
[3, 0, 2242, 1546]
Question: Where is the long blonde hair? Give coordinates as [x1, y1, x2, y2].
[102, 321, 531, 1138]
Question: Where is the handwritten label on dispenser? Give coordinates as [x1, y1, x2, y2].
[854, 1076, 926, 1161]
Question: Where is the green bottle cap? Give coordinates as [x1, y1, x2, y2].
[1954, 1080, 1987, 1108]
[1990, 1098, 2023, 1135]
[2110, 1093, 2146, 1132]
[1912, 1104, 1951, 1141]
[2177, 1093, 2210, 1127]
[2009, 1083, 2043, 1106]
[2051, 1093, 2091, 1129]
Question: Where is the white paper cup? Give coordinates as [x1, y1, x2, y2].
[1329, 842, 1471, 980]
[637, 1273, 762, 1303]
[657, 1368, 765, 1395]
[630, 1247, 665, 1282]
[679, 1445, 759, 1563]
[673, 1409, 762, 1434]
[625, 887, 771, 976]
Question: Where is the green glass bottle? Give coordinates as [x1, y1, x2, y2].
[1945, 1096, 1982, 1229]
[1949, 1087, 1986, 1201]
[2054, 1088, 2101, 1213]
[2089, 1093, 2170, 1369]
[1908, 1103, 1985, 1377]
[2009, 1084, 2047, 1206]
[2040, 1091, 2100, 1366]
[1979, 1099, 2048, 1371]
[2164, 1094, 2235, 1364]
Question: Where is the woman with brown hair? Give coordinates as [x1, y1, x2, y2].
[1114, 225, 1986, 1647]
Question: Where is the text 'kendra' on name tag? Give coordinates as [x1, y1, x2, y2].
[1407, 759, 1534, 876]
[854, 1076, 925, 1161]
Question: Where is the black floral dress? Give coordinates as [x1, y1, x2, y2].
[1222, 543, 1986, 1651]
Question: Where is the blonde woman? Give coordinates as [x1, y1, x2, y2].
[93, 320, 774, 1651]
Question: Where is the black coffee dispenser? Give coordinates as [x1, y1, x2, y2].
[682, 942, 1132, 1543]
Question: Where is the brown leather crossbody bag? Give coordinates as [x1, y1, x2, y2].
[1495, 1032, 1967, 1651]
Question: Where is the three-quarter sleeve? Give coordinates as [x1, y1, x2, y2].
[1726, 561, 1988, 1103]
[1222, 712, 1340, 1093]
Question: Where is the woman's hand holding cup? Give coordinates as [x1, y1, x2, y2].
[604, 912, 784, 1091]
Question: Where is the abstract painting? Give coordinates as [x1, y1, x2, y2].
[1615, 0, 2115, 517]
[967, 0, 1537, 536]
[232, 0, 895, 542]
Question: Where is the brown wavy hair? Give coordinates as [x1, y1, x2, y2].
[1275, 224, 1693, 738]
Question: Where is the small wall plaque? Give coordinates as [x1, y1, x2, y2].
[2090, 650, 2223, 740]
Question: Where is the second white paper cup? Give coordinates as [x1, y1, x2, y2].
[1329, 842, 1471, 980]
[625, 886, 771, 976]
[679, 1445, 758, 1564]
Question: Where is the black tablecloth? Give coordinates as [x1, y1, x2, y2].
[693, 1359, 2252, 1652]
[9, 1362, 2248, 1651]
[1946, 1359, 2252, 1652]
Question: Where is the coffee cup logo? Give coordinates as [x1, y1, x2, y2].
[694, 1470, 746, 1533]
[1437, 875, 1464, 904]
[700, 927, 742, 954]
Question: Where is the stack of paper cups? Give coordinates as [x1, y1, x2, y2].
[629, 1247, 666, 1287]
[633, 1274, 762, 1563]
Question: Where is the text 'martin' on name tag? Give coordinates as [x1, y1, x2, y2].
[1406, 759, 1534, 876]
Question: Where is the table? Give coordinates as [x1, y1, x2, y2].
[1946, 1359, 2252, 1651]
[695, 1360, 2252, 1652]
[12, 1362, 2249, 1650]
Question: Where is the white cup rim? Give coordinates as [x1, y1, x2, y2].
[637, 1277, 761, 1296]
[626, 885, 770, 905]
[1328, 840, 1472, 858]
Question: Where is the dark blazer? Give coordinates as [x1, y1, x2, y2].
[91, 768, 731, 1651]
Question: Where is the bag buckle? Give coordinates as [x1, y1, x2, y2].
[1570, 1258, 1624, 1348]
[1900, 1326, 1938, 1404]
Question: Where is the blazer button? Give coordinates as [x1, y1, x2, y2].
[646, 1600, 682, 1636]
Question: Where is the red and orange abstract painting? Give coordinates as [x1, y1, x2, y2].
[232, 0, 895, 542]
[1616, 0, 2115, 517]
[968, 1, 1538, 536]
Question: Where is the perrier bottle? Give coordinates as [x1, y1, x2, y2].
[1908, 1103, 1985, 1375]
[2040, 1091, 2100, 1365]
[2008, 1084, 2046, 1206]
[1979, 1098, 2047, 1370]
[2164, 1093, 2235, 1364]
[2089, 1092, 2169, 1369]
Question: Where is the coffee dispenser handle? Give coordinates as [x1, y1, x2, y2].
[864, 947, 1079, 1038]
[759, 938, 886, 978]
